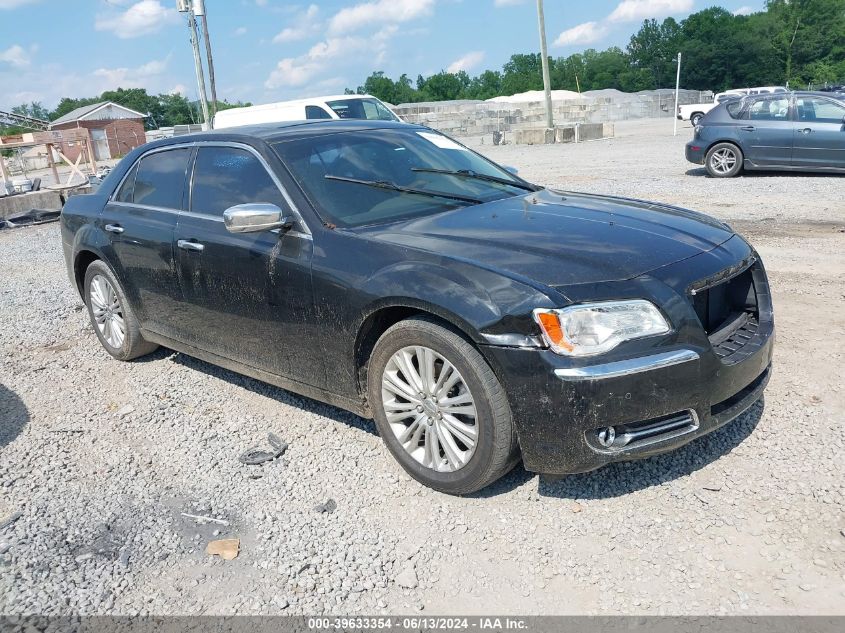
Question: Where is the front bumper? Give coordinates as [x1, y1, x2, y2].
[483, 316, 774, 475]
[686, 141, 706, 165]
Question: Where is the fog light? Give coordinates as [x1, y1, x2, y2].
[596, 426, 616, 448]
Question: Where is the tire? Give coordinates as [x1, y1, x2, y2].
[705, 142, 744, 178]
[367, 316, 519, 495]
[83, 260, 158, 361]
[690, 113, 703, 127]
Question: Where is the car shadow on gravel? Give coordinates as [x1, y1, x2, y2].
[0, 383, 29, 448]
[472, 399, 764, 499]
[686, 167, 844, 179]
[169, 352, 378, 437]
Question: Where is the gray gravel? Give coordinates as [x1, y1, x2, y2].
[1, 118, 843, 616]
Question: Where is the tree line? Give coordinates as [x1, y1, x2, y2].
[1, 88, 250, 136]
[347, 0, 845, 104]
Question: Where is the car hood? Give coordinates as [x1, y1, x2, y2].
[349, 189, 735, 289]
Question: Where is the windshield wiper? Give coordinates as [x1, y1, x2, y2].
[410, 167, 539, 192]
[324, 175, 482, 204]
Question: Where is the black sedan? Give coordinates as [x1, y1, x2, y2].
[61, 120, 773, 494]
[686, 91, 845, 177]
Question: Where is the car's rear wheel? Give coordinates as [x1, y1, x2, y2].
[705, 142, 743, 178]
[368, 317, 519, 495]
[84, 260, 158, 361]
[690, 112, 704, 127]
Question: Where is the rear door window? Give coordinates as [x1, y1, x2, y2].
[132, 148, 191, 209]
[115, 161, 139, 202]
[748, 97, 790, 121]
[190, 146, 285, 216]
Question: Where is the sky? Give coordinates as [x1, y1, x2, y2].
[0, 0, 765, 112]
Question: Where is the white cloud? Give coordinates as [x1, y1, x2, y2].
[493, 0, 527, 5]
[733, 6, 755, 15]
[94, 0, 179, 39]
[273, 4, 320, 43]
[169, 83, 188, 96]
[92, 56, 170, 90]
[554, 21, 608, 47]
[608, 0, 693, 23]
[447, 51, 485, 74]
[0, 0, 40, 8]
[266, 25, 398, 89]
[234, 26, 248, 36]
[328, 0, 434, 34]
[0, 44, 31, 67]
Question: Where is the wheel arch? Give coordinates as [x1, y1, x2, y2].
[73, 249, 102, 296]
[353, 300, 492, 403]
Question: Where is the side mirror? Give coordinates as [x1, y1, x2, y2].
[223, 203, 294, 234]
[503, 165, 519, 176]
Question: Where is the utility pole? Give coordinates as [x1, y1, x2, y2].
[536, 0, 554, 130]
[673, 52, 682, 137]
[194, 0, 218, 118]
[178, 0, 210, 128]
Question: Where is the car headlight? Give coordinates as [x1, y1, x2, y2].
[533, 300, 671, 357]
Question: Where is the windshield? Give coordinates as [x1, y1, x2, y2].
[273, 128, 531, 228]
[326, 98, 399, 122]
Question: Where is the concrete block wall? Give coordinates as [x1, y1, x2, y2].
[395, 90, 705, 137]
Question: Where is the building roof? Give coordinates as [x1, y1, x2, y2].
[51, 101, 146, 126]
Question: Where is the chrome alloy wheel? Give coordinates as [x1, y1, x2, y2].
[710, 147, 737, 175]
[381, 346, 478, 472]
[89, 274, 125, 349]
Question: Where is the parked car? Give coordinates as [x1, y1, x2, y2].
[686, 91, 845, 177]
[678, 86, 788, 127]
[61, 120, 773, 494]
[212, 95, 401, 129]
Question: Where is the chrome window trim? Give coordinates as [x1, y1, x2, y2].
[107, 140, 312, 240]
[191, 140, 312, 237]
[554, 349, 700, 382]
[108, 143, 195, 208]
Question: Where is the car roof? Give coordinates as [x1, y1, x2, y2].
[142, 119, 421, 151]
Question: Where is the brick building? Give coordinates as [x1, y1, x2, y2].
[50, 102, 147, 162]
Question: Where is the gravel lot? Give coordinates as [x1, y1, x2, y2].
[1, 118, 843, 616]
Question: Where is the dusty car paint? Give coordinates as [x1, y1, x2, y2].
[62, 120, 774, 475]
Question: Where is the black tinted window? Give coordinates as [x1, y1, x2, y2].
[115, 161, 138, 202]
[133, 148, 191, 208]
[191, 146, 284, 216]
[305, 105, 332, 120]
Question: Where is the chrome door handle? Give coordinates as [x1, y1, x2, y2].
[104, 223, 124, 234]
[800, 128, 812, 134]
[740, 126, 755, 132]
[177, 239, 205, 252]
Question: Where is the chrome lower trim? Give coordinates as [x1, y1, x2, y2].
[480, 332, 544, 348]
[554, 349, 700, 382]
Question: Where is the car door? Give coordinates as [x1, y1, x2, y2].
[100, 146, 191, 339]
[792, 95, 845, 169]
[738, 95, 794, 166]
[173, 143, 322, 384]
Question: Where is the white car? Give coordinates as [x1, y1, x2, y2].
[678, 86, 788, 126]
[212, 95, 401, 129]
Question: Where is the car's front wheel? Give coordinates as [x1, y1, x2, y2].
[83, 260, 158, 361]
[368, 317, 519, 495]
[705, 142, 744, 178]
[690, 112, 704, 127]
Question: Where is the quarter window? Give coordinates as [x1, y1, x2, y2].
[115, 162, 139, 202]
[305, 105, 333, 120]
[132, 148, 191, 209]
[795, 97, 845, 124]
[191, 146, 285, 216]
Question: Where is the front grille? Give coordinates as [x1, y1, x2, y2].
[689, 261, 761, 362]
